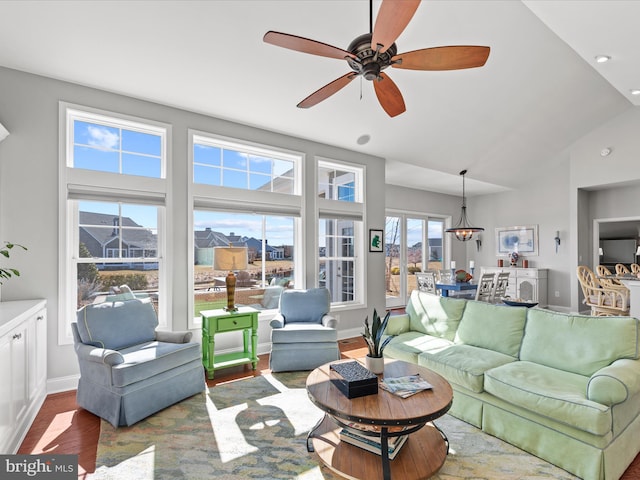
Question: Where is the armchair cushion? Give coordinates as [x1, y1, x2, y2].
[76, 298, 158, 350]
[271, 322, 338, 343]
[279, 288, 330, 324]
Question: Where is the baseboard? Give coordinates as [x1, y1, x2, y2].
[47, 374, 79, 394]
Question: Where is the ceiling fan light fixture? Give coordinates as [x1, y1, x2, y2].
[445, 169, 484, 242]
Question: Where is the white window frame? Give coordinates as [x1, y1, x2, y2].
[385, 210, 448, 308]
[317, 158, 365, 310]
[58, 102, 171, 345]
[188, 130, 304, 329]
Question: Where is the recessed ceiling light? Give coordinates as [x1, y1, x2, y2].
[595, 55, 611, 63]
[356, 134, 371, 145]
[630, 89, 640, 96]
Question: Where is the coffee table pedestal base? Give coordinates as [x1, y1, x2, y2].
[310, 416, 447, 480]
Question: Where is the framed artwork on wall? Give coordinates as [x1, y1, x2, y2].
[369, 229, 384, 253]
[495, 225, 538, 256]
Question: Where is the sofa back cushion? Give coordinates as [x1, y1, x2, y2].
[280, 288, 330, 324]
[406, 290, 466, 341]
[455, 301, 527, 357]
[521, 309, 639, 376]
[76, 298, 158, 350]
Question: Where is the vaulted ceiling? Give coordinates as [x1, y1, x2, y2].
[0, 1, 636, 195]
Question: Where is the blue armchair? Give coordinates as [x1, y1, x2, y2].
[72, 297, 205, 427]
[269, 288, 340, 372]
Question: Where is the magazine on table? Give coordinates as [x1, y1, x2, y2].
[380, 374, 433, 398]
[339, 428, 408, 459]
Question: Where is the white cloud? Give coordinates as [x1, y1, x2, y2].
[87, 126, 119, 150]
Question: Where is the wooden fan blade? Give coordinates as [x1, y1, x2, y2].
[392, 45, 490, 71]
[297, 73, 358, 109]
[264, 31, 356, 60]
[371, 0, 421, 54]
[373, 72, 406, 117]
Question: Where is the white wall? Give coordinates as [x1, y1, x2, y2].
[0, 66, 386, 388]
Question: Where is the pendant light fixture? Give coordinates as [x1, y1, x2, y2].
[445, 169, 484, 241]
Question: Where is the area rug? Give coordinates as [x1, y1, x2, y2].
[90, 372, 578, 480]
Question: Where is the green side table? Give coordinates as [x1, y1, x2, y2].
[201, 306, 259, 379]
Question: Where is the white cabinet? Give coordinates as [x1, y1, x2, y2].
[481, 267, 548, 306]
[0, 299, 47, 454]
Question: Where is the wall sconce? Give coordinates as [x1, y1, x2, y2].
[636, 246, 640, 262]
[599, 247, 604, 257]
[0, 122, 9, 143]
[475, 236, 482, 252]
[554, 231, 561, 253]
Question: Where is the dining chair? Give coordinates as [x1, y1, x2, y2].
[438, 269, 454, 284]
[596, 265, 625, 289]
[474, 273, 496, 302]
[491, 272, 510, 302]
[415, 271, 438, 294]
[632, 263, 640, 275]
[616, 263, 631, 276]
[577, 265, 629, 316]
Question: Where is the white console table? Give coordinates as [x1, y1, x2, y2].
[481, 267, 548, 306]
[0, 299, 47, 453]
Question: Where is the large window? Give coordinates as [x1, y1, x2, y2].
[59, 104, 169, 344]
[317, 160, 364, 307]
[385, 213, 445, 307]
[193, 210, 295, 318]
[190, 131, 302, 327]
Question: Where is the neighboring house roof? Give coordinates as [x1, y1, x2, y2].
[194, 228, 230, 249]
[79, 211, 157, 250]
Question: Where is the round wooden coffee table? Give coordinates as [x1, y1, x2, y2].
[306, 358, 453, 480]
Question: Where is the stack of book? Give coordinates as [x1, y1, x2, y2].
[380, 374, 433, 398]
[339, 426, 408, 459]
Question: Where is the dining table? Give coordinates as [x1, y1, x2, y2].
[435, 281, 478, 297]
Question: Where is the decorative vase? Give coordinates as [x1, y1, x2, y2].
[365, 355, 385, 374]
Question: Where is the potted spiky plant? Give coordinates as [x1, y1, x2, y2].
[362, 308, 394, 374]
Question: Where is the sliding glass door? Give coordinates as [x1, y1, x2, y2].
[385, 213, 445, 308]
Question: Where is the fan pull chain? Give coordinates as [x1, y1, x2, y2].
[360, 76, 363, 100]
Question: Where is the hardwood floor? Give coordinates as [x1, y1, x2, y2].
[17, 336, 640, 479]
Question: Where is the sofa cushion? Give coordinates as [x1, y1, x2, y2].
[384, 331, 454, 364]
[112, 341, 201, 387]
[406, 290, 467, 341]
[521, 309, 639, 376]
[454, 301, 527, 357]
[280, 288, 329, 324]
[485, 361, 612, 436]
[418, 344, 516, 393]
[76, 298, 158, 350]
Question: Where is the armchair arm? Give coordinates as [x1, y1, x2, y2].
[322, 314, 338, 329]
[155, 330, 193, 343]
[587, 358, 640, 405]
[384, 313, 410, 336]
[75, 342, 124, 366]
[270, 313, 285, 329]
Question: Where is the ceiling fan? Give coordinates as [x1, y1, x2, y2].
[263, 0, 490, 117]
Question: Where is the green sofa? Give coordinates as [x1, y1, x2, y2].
[384, 290, 640, 480]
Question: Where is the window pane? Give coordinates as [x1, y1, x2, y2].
[71, 118, 163, 178]
[74, 145, 119, 173]
[122, 152, 161, 177]
[385, 216, 401, 298]
[194, 165, 221, 186]
[193, 138, 297, 194]
[193, 210, 295, 319]
[223, 169, 247, 189]
[318, 166, 357, 201]
[428, 219, 444, 269]
[122, 129, 161, 156]
[319, 219, 357, 303]
[194, 144, 221, 166]
[76, 201, 160, 314]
